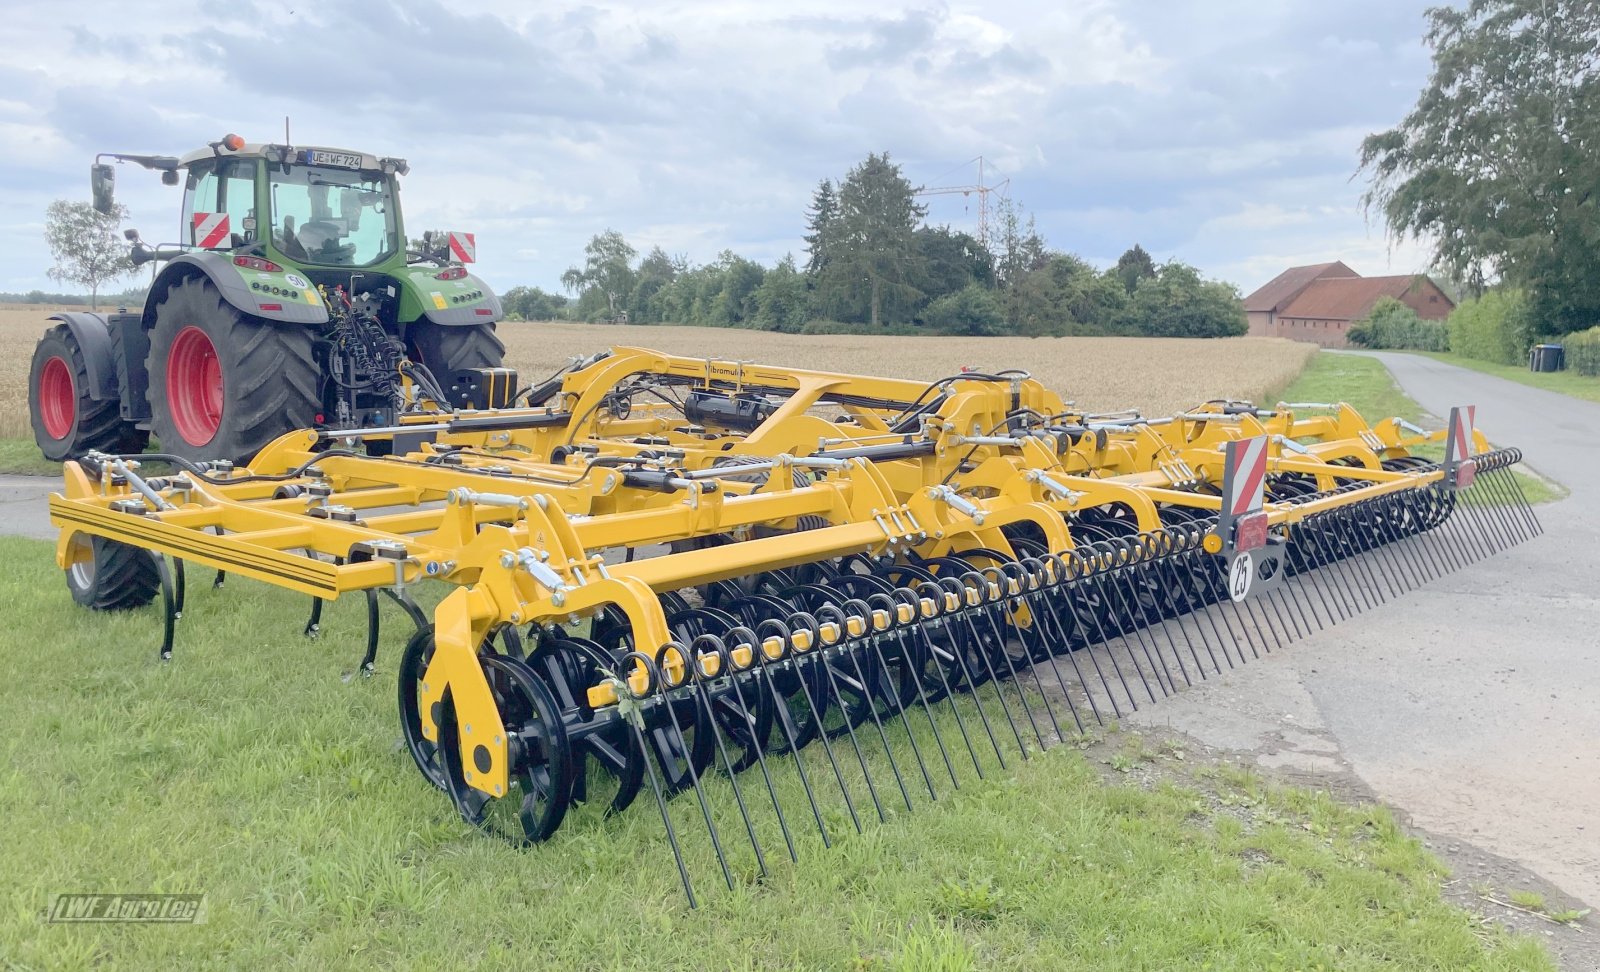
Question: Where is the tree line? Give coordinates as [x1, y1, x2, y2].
[518, 152, 1247, 338]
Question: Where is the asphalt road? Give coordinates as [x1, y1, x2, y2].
[4, 353, 1596, 904]
[1131, 351, 1600, 907]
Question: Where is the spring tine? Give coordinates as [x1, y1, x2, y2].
[211, 527, 227, 588]
[354, 590, 381, 675]
[1144, 546, 1208, 681]
[621, 655, 697, 908]
[1500, 466, 1539, 539]
[153, 552, 177, 661]
[1477, 473, 1523, 549]
[1306, 512, 1368, 614]
[715, 634, 799, 864]
[1335, 510, 1390, 608]
[1168, 547, 1227, 675]
[1119, 553, 1186, 689]
[917, 584, 1012, 771]
[687, 637, 768, 879]
[1202, 551, 1265, 660]
[1480, 477, 1520, 549]
[1384, 495, 1434, 587]
[1297, 522, 1350, 622]
[825, 607, 915, 812]
[1358, 504, 1411, 596]
[1026, 570, 1107, 725]
[1074, 570, 1146, 711]
[962, 581, 1052, 752]
[1083, 565, 1158, 704]
[1482, 467, 1530, 543]
[783, 626, 866, 836]
[1281, 536, 1331, 630]
[990, 567, 1079, 738]
[911, 622, 987, 779]
[890, 625, 963, 789]
[812, 643, 889, 825]
[1185, 550, 1245, 668]
[750, 621, 833, 848]
[173, 558, 187, 616]
[1421, 489, 1468, 574]
[1103, 561, 1174, 696]
[1130, 556, 1192, 689]
[1372, 499, 1421, 592]
[305, 596, 326, 638]
[653, 645, 736, 892]
[1179, 545, 1237, 672]
[1043, 568, 1124, 719]
[950, 597, 1032, 760]
[1395, 492, 1446, 583]
[1500, 464, 1543, 536]
[1464, 474, 1513, 551]
[866, 624, 942, 800]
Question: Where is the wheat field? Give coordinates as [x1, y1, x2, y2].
[0, 305, 1315, 439]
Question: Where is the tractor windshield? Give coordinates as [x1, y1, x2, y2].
[268, 166, 398, 267]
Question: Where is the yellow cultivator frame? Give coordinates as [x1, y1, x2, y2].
[48, 347, 1537, 904]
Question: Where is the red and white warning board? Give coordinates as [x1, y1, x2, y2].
[447, 231, 476, 263]
[1225, 435, 1268, 516]
[191, 212, 231, 249]
[1444, 405, 1478, 489]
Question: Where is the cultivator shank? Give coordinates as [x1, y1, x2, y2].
[49, 348, 1540, 902]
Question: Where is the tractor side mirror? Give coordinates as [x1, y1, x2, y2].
[91, 163, 116, 214]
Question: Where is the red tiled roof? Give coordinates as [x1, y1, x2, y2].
[1243, 261, 1357, 312]
[1278, 275, 1433, 322]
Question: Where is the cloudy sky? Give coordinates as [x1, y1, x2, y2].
[2, 0, 1441, 297]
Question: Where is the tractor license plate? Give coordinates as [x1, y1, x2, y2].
[308, 150, 361, 169]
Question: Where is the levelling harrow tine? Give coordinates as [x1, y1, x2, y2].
[847, 595, 941, 802]
[751, 619, 834, 848]
[619, 652, 697, 908]
[818, 603, 915, 813]
[652, 643, 737, 892]
[771, 616, 866, 834]
[686, 636, 768, 879]
[719, 625, 801, 861]
[897, 596, 989, 780]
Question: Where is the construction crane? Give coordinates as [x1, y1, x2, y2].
[916, 156, 1011, 250]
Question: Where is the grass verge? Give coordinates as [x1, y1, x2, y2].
[0, 437, 62, 477]
[0, 535, 1554, 970]
[1411, 351, 1600, 405]
[1281, 352, 1566, 505]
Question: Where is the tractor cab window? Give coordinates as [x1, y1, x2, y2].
[183, 160, 256, 249]
[268, 165, 397, 267]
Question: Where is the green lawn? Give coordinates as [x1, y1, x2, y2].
[1280, 352, 1566, 505]
[0, 535, 1553, 970]
[0, 437, 63, 477]
[1412, 351, 1600, 405]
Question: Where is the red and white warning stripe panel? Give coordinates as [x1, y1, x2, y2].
[1226, 435, 1269, 516]
[447, 232, 476, 264]
[191, 212, 231, 249]
[1446, 405, 1477, 463]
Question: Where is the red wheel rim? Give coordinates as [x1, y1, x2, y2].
[167, 326, 223, 446]
[39, 355, 76, 440]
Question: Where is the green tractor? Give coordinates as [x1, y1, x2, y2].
[28, 133, 510, 465]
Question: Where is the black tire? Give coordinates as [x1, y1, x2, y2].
[146, 277, 318, 465]
[408, 320, 505, 375]
[64, 534, 160, 611]
[29, 324, 147, 461]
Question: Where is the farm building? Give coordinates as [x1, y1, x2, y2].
[1244, 261, 1453, 348]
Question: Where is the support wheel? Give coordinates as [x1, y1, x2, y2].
[146, 277, 317, 465]
[63, 533, 160, 610]
[29, 324, 147, 461]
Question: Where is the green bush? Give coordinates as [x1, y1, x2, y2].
[1565, 326, 1600, 376]
[923, 284, 1008, 336]
[1347, 297, 1450, 351]
[1447, 290, 1532, 364]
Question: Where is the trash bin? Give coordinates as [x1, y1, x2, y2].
[1529, 344, 1565, 372]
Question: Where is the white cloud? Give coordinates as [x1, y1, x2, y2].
[0, 0, 1440, 297]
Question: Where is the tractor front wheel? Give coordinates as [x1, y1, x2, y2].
[146, 277, 318, 465]
[29, 324, 147, 461]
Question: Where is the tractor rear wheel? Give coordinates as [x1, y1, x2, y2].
[64, 533, 160, 611]
[146, 277, 318, 465]
[29, 324, 148, 461]
[408, 320, 505, 376]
